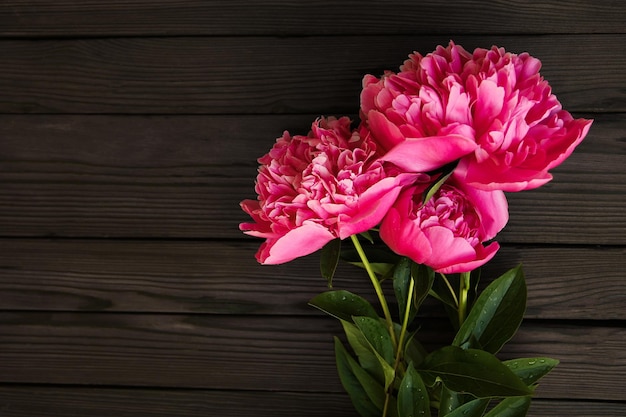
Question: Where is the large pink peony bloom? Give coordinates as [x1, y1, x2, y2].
[361, 41, 592, 191]
[379, 177, 509, 273]
[240, 116, 418, 264]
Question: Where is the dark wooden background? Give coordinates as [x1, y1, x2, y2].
[0, 1, 624, 416]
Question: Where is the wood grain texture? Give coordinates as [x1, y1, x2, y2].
[0, 1, 623, 414]
[0, 239, 623, 320]
[0, 387, 624, 417]
[0, 0, 624, 37]
[0, 35, 622, 114]
[0, 114, 623, 243]
[0, 313, 623, 400]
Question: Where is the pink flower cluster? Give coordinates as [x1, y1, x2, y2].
[240, 117, 420, 264]
[241, 42, 592, 273]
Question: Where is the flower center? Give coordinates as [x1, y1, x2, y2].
[414, 185, 480, 245]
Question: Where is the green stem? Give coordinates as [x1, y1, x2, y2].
[457, 271, 472, 326]
[396, 277, 414, 363]
[350, 235, 397, 348]
[383, 276, 415, 417]
[439, 273, 459, 307]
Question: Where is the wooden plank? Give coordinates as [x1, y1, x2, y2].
[0, 239, 624, 320]
[529, 400, 626, 417]
[1, 0, 624, 37]
[0, 386, 624, 417]
[0, 35, 622, 114]
[0, 313, 623, 400]
[0, 114, 623, 243]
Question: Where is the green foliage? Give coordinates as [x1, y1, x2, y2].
[423, 168, 455, 204]
[398, 363, 431, 417]
[438, 384, 479, 416]
[483, 396, 531, 417]
[394, 259, 434, 325]
[504, 357, 559, 386]
[393, 257, 414, 323]
[412, 262, 435, 309]
[442, 397, 489, 417]
[353, 316, 397, 389]
[320, 238, 342, 287]
[334, 337, 387, 417]
[419, 346, 532, 398]
[340, 240, 400, 278]
[403, 332, 429, 368]
[453, 265, 527, 354]
[309, 290, 378, 322]
[353, 316, 395, 365]
[313, 252, 556, 417]
[342, 320, 391, 385]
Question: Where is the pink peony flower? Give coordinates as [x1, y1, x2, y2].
[361, 41, 592, 192]
[379, 177, 509, 273]
[240, 116, 418, 265]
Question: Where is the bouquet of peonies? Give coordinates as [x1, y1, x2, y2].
[240, 42, 592, 417]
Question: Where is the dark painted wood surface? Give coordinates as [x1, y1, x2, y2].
[0, 1, 624, 416]
[0, 0, 624, 36]
[0, 36, 622, 114]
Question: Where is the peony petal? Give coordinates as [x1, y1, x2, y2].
[474, 80, 505, 133]
[380, 206, 433, 265]
[367, 110, 407, 152]
[458, 184, 509, 239]
[259, 221, 336, 265]
[437, 242, 500, 274]
[360, 76, 382, 114]
[456, 157, 553, 192]
[422, 226, 477, 271]
[445, 81, 472, 125]
[381, 134, 477, 172]
[337, 177, 398, 239]
[544, 117, 593, 170]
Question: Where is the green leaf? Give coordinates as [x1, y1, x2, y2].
[351, 316, 396, 389]
[412, 262, 435, 308]
[334, 337, 385, 417]
[398, 363, 431, 417]
[309, 290, 378, 322]
[504, 357, 559, 386]
[342, 320, 387, 384]
[453, 265, 527, 354]
[423, 169, 454, 204]
[429, 275, 458, 309]
[342, 245, 401, 266]
[483, 396, 531, 417]
[404, 332, 429, 368]
[439, 385, 477, 416]
[320, 238, 341, 287]
[360, 231, 375, 244]
[419, 346, 532, 398]
[442, 397, 490, 417]
[350, 262, 396, 277]
[430, 274, 461, 331]
[353, 316, 395, 366]
[393, 257, 414, 323]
